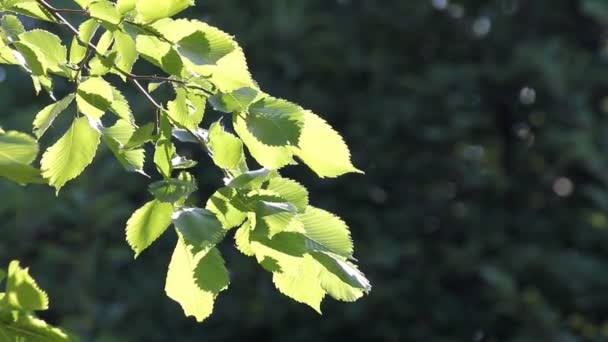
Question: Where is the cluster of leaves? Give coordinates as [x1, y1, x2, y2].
[0, 0, 370, 323]
[0, 260, 71, 341]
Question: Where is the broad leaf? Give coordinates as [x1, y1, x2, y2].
[149, 172, 197, 204]
[0, 130, 38, 165]
[177, 29, 234, 65]
[89, 0, 121, 26]
[0, 313, 70, 341]
[17, 29, 66, 75]
[209, 87, 258, 113]
[173, 208, 225, 253]
[166, 88, 205, 130]
[272, 254, 325, 313]
[112, 29, 138, 75]
[265, 177, 309, 212]
[102, 120, 145, 174]
[299, 207, 354, 259]
[40, 117, 101, 193]
[125, 199, 174, 257]
[165, 239, 228, 322]
[295, 111, 362, 177]
[312, 252, 371, 302]
[245, 97, 304, 146]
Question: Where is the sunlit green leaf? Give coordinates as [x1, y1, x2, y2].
[125, 199, 174, 257]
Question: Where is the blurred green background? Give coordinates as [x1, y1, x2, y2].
[6, 0, 608, 341]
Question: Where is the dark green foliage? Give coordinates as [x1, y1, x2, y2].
[3, 0, 608, 341]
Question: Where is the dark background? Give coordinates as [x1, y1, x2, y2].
[4, 0, 608, 341]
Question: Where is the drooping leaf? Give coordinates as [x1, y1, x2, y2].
[234, 219, 254, 256]
[311, 252, 371, 302]
[125, 122, 155, 148]
[1, 14, 24, 43]
[165, 239, 228, 322]
[32, 93, 75, 139]
[109, 86, 134, 124]
[295, 111, 362, 178]
[69, 19, 99, 65]
[227, 168, 276, 189]
[154, 114, 176, 178]
[135, 34, 183, 76]
[40, 116, 101, 193]
[0, 163, 44, 185]
[125, 199, 174, 257]
[272, 254, 325, 313]
[8, 2, 55, 22]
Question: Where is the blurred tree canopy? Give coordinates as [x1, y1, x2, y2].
[4, 0, 608, 341]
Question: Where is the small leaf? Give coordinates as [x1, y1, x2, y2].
[109, 86, 134, 124]
[227, 168, 276, 189]
[149, 172, 197, 203]
[312, 252, 371, 302]
[125, 122, 155, 148]
[154, 114, 176, 178]
[112, 29, 138, 75]
[1, 14, 25, 43]
[32, 93, 75, 139]
[4, 260, 49, 311]
[125, 199, 174, 257]
[40, 116, 101, 193]
[102, 120, 146, 174]
[166, 88, 205, 130]
[264, 177, 309, 212]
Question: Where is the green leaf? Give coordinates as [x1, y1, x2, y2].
[245, 97, 304, 146]
[149, 172, 197, 204]
[17, 29, 67, 75]
[77, 77, 114, 120]
[102, 119, 146, 174]
[109, 86, 134, 124]
[209, 87, 258, 113]
[125, 199, 174, 257]
[125, 122, 155, 148]
[272, 254, 325, 313]
[89, 0, 121, 26]
[0, 164, 44, 185]
[233, 113, 294, 169]
[311, 252, 371, 302]
[227, 168, 276, 189]
[136, 0, 194, 23]
[177, 29, 235, 65]
[9, 2, 55, 22]
[299, 207, 354, 259]
[295, 111, 362, 177]
[12, 40, 44, 74]
[208, 121, 247, 172]
[165, 239, 228, 322]
[0, 130, 38, 165]
[166, 88, 205, 130]
[32, 93, 75, 139]
[264, 177, 309, 212]
[135, 34, 183, 75]
[69, 19, 99, 65]
[1, 14, 25, 43]
[173, 208, 225, 253]
[40, 116, 101, 193]
[112, 29, 137, 75]
[205, 187, 247, 229]
[4, 260, 48, 311]
[154, 114, 176, 178]
[252, 195, 299, 237]
[117, 0, 136, 14]
[0, 313, 71, 341]
[234, 219, 254, 256]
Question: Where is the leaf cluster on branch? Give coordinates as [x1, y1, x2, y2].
[0, 0, 371, 326]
